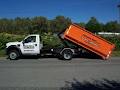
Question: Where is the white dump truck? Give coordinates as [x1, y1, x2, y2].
[6, 24, 115, 60]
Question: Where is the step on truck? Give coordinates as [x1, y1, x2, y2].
[6, 24, 115, 60]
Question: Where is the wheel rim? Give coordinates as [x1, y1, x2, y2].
[64, 53, 71, 60]
[9, 52, 17, 59]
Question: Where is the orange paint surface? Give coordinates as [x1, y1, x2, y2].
[63, 24, 115, 60]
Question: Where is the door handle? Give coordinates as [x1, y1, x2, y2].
[35, 44, 37, 46]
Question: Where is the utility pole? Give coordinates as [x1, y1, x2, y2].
[118, 4, 120, 23]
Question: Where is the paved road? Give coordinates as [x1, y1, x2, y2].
[0, 57, 120, 89]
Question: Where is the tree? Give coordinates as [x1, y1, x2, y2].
[0, 16, 120, 35]
[104, 21, 120, 32]
[0, 18, 13, 33]
[86, 17, 103, 33]
[79, 22, 86, 28]
[12, 17, 32, 34]
[50, 16, 72, 33]
[32, 16, 48, 34]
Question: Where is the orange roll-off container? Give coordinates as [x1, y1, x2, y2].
[63, 24, 115, 60]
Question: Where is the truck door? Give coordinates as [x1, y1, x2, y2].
[21, 35, 40, 55]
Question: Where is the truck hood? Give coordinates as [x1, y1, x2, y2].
[6, 42, 21, 48]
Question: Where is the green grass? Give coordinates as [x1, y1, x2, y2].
[0, 49, 6, 57]
[112, 50, 120, 57]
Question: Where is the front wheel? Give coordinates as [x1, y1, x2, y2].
[61, 49, 73, 60]
[8, 50, 19, 60]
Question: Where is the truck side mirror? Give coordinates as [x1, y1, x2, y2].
[22, 40, 25, 45]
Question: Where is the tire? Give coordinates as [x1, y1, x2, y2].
[8, 50, 19, 60]
[61, 49, 73, 60]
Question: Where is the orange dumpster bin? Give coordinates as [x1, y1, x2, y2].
[63, 24, 115, 60]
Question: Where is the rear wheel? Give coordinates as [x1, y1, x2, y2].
[9, 50, 19, 60]
[61, 49, 73, 60]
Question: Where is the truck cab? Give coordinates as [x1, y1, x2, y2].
[6, 34, 43, 60]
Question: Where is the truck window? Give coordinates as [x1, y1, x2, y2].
[24, 36, 36, 43]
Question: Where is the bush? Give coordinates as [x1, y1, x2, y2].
[0, 33, 25, 50]
[41, 33, 62, 48]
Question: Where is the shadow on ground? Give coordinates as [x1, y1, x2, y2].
[74, 52, 102, 59]
[61, 78, 120, 90]
[18, 52, 102, 60]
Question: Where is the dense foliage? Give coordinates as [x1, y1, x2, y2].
[0, 33, 25, 49]
[0, 16, 120, 34]
[0, 16, 72, 34]
[41, 33, 62, 48]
